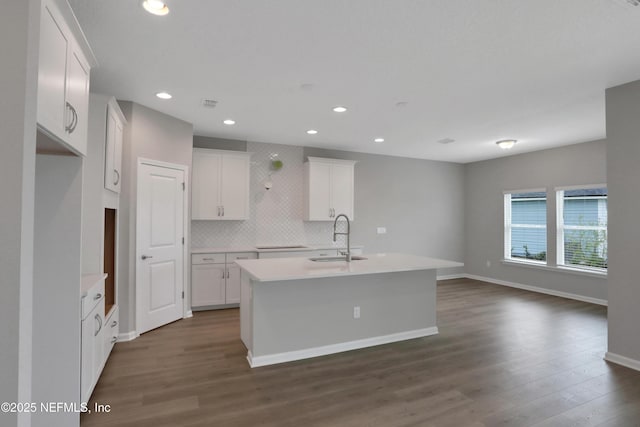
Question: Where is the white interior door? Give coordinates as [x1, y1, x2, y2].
[137, 162, 185, 334]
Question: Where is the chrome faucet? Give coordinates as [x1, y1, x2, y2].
[333, 214, 351, 262]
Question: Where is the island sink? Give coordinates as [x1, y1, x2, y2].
[308, 256, 367, 262]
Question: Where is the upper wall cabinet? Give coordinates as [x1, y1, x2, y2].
[104, 98, 126, 193]
[37, 0, 96, 156]
[192, 149, 251, 220]
[304, 157, 356, 221]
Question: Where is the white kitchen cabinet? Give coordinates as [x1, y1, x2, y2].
[191, 252, 257, 309]
[192, 149, 251, 220]
[104, 98, 126, 193]
[81, 277, 105, 403]
[37, 0, 95, 156]
[304, 157, 356, 221]
[191, 263, 226, 306]
[226, 265, 242, 304]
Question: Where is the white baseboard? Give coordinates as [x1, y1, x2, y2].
[247, 327, 439, 368]
[185, 310, 193, 318]
[465, 273, 608, 306]
[605, 352, 640, 372]
[437, 274, 466, 281]
[117, 331, 138, 342]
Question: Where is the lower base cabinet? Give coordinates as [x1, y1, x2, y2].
[191, 252, 256, 309]
[81, 278, 118, 403]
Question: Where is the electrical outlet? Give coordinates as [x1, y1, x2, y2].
[377, 227, 387, 234]
[353, 306, 360, 319]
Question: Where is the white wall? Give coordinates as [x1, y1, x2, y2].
[117, 102, 193, 335]
[0, 1, 39, 426]
[606, 79, 640, 366]
[464, 140, 607, 302]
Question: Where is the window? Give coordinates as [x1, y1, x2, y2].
[557, 187, 607, 270]
[504, 190, 547, 263]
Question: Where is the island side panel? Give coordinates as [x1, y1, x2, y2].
[240, 270, 253, 350]
[251, 269, 437, 360]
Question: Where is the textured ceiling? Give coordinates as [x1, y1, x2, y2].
[69, 0, 640, 163]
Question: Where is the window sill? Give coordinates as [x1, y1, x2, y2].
[501, 259, 607, 279]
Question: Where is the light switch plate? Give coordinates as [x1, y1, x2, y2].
[377, 227, 387, 234]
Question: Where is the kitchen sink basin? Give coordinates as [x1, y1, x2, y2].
[308, 256, 367, 262]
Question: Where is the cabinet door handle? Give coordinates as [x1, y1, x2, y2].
[222, 206, 225, 217]
[113, 169, 120, 185]
[202, 257, 215, 261]
[217, 206, 221, 216]
[94, 293, 102, 300]
[222, 270, 226, 279]
[141, 255, 153, 260]
[227, 269, 230, 279]
[65, 102, 73, 132]
[236, 257, 248, 260]
[66, 103, 78, 134]
[111, 337, 117, 344]
[94, 314, 103, 336]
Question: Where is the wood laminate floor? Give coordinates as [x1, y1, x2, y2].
[81, 278, 640, 427]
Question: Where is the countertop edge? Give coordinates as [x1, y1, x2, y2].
[81, 273, 108, 297]
[235, 254, 464, 282]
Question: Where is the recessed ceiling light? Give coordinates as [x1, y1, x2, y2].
[332, 106, 348, 113]
[374, 138, 384, 143]
[143, 0, 169, 15]
[223, 119, 236, 125]
[496, 139, 517, 149]
[155, 92, 172, 99]
[306, 129, 318, 135]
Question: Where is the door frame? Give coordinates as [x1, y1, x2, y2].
[135, 158, 190, 335]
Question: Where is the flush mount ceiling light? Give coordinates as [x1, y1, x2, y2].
[143, 0, 169, 15]
[155, 91, 172, 99]
[332, 106, 348, 113]
[223, 119, 236, 125]
[496, 139, 517, 149]
[306, 129, 318, 135]
[373, 138, 384, 143]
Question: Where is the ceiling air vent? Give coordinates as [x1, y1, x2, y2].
[437, 138, 455, 145]
[202, 99, 218, 108]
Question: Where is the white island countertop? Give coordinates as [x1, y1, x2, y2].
[191, 244, 364, 254]
[235, 253, 463, 282]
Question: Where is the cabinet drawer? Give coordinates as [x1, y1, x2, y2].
[192, 253, 225, 264]
[227, 252, 257, 262]
[82, 280, 105, 320]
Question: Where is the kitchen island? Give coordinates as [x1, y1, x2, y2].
[236, 253, 463, 367]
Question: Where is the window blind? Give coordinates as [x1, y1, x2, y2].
[558, 188, 607, 270]
[505, 191, 547, 262]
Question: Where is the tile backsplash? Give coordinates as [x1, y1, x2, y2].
[191, 141, 335, 248]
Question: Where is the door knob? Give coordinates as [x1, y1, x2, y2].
[141, 255, 153, 260]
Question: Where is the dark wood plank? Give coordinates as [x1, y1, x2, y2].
[81, 278, 640, 427]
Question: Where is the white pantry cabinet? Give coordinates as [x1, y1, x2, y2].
[37, 0, 95, 156]
[304, 157, 357, 221]
[191, 252, 257, 308]
[192, 149, 251, 220]
[104, 98, 126, 193]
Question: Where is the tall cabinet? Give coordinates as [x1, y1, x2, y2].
[80, 93, 126, 404]
[32, 0, 96, 425]
[304, 157, 357, 221]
